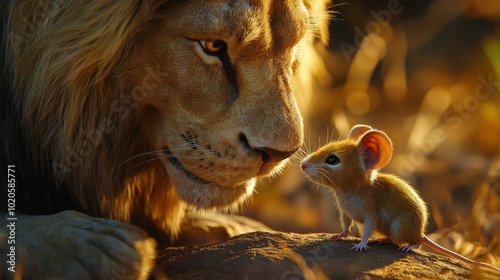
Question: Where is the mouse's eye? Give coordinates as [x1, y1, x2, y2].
[325, 155, 340, 165]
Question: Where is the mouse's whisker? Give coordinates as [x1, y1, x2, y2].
[318, 169, 336, 186]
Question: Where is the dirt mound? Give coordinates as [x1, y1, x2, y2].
[153, 231, 500, 279]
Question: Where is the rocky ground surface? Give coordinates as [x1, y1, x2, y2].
[152, 231, 500, 279]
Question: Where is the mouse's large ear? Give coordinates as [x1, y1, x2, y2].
[359, 130, 393, 170]
[348, 124, 373, 140]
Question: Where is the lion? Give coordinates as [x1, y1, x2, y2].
[0, 0, 329, 278]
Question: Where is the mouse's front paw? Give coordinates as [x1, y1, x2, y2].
[330, 229, 350, 240]
[351, 242, 369, 251]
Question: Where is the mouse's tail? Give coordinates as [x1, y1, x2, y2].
[422, 235, 500, 273]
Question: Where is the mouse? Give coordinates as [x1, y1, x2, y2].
[300, 124, 500, 273]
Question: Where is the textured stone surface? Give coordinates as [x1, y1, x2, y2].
[152, 231, 500, 279]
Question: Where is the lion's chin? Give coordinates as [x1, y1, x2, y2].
[164, 150, 255, 209]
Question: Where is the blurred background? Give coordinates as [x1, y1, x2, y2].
[242, 0, 500, 265]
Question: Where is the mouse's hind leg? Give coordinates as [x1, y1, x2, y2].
[389, 219, 422, 252]
[398, 244, 420, 252]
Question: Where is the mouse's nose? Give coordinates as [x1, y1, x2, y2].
[300, 160, 308, 170]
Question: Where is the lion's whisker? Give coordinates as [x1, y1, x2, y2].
[123, 144, 200, 165]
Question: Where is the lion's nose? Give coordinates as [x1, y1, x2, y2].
[239, 134, 298, 162]
[253, 146, 297, 162]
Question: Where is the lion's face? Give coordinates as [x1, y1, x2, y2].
[122, 0, 310, 209]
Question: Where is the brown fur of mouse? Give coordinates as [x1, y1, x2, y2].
[301, 124, 500, 273]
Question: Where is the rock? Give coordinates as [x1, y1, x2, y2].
[152, 231, 500, 280]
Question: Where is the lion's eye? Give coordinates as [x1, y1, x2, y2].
[325, 155, 340, 166]
[199, 40, 226, 56]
